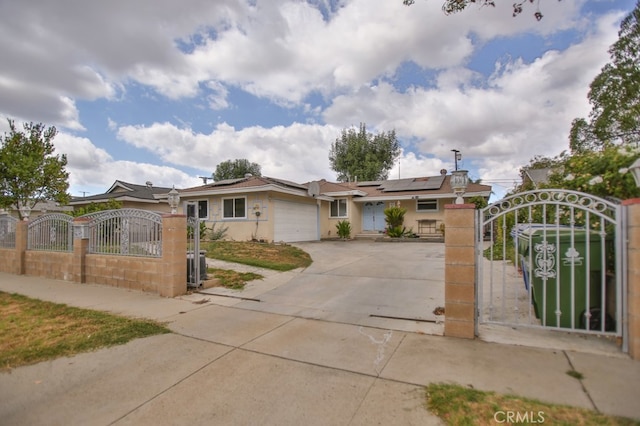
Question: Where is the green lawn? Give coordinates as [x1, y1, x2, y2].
[206, 241, 312, 271]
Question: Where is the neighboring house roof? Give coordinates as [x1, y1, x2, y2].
[522, 168, 552, 188]
[69, 180, 174, 205]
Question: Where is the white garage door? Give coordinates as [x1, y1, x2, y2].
[273, 200, 318, 242]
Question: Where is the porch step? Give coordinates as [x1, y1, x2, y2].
[354, 232, 383, 240]
[354, 233, 444, 243]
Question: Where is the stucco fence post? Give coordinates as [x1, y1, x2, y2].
[443, 204, 477, 339]
[624, 199, 640, 360]
[72, 217, 90, 283]
[159, 214, 188, 297]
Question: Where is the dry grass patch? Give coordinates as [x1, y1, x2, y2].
[207, 268, 263, 290]
[426, 383, 639, 425]
[0, 292, 169, 371]
[206, 241, 312, 271]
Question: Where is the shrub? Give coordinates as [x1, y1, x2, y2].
[336, 220, 352, 239]
[384, 206, 406, 228]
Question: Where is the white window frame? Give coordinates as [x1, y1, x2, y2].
[416, 199, 438, 212]
[222, 196, 247, 219]
[186, 200, 209, 219]
[330, 198, 348, 218]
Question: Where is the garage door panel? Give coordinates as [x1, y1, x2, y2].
[274, 201, 318, 242]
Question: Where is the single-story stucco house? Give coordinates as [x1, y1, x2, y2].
[178, 172, 492, 242]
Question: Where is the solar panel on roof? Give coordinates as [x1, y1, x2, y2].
[213, 177, 247, 185]
[379, 175, 444, 192]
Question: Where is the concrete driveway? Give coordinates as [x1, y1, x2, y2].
[199, 240, 445, 334]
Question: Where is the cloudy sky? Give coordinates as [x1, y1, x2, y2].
[0, 0, 635, 200]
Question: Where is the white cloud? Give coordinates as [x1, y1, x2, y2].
[116, 121, 339, 182]
[53, 133, 199, 196]
[323, 10, 622, 183]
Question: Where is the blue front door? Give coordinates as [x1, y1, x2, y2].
[363, 202, 386, 231]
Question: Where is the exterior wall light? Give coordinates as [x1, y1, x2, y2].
[630, 158, 640, 188]
[451, 170, 469, 205]
[168, 186, 180, 214]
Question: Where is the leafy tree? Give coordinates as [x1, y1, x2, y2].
[0, 120, 70, 219]
[570, 2, 640, 150]
[70, 199, 123, 217]
[403, 0, 557, 21]
[545, 145, 639, 200]
[329, 123, 400, 182]
[213, 159, 262, 181]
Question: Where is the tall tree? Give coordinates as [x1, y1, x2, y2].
[0, 120, 70, 219]
[329, 123, 400, 182]
[213, 159, 262, 181]
[570, 2, 640, 150]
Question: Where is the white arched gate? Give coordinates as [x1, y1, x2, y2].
[476, 190, 627, 351]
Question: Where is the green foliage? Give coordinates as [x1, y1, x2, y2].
[384, 205, 406, 228]
[570, 3, 640, 149]
[71, 199, 123, 217]
[187, 220, 210, 240]
[404, 0, 547, 21]
[209, 222, 228, 241]
[385, 226, 417, 238]
[0, 120, 70, 219]
[329, 123, 400, 182]
[213, 159, 262, 181]
[545, 145, 639, 200]
[335, 220, 352, 239]
[468, 196, 488, 209]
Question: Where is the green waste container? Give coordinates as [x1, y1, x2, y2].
[516, 227, 604, 329]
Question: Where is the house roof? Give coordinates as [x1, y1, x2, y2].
[178, 174, 492, 202]
[340, 175, 492, 201]
[180, 176, 309, 195]
[69, 180, 174, 205]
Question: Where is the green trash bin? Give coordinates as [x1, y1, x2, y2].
[517, 227, 604, 329]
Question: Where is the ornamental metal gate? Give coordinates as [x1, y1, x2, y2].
[476, 190, 626, 348]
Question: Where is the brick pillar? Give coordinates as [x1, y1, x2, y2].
[72, 217, 90, 283]
[159, 214, 187, 297]
[624, 199, 640, 360]
[444, 204, 477, 339]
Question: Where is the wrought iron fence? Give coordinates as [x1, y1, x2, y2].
[27, 213, 74, 252]
[84, 209, 162, 257]
[0, 215, 18, 248]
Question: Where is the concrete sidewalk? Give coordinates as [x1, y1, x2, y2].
[1, 272, 639, 425]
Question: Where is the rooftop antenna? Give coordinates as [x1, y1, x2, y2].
[451, 149, 461, 171]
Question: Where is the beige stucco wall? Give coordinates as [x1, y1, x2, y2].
[120, 201, 172, 213]
[185, 191, 321, 242]
[348, 197, 455, 235]
[398, 198, 449, 235]
[319, 196, 361, 239]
